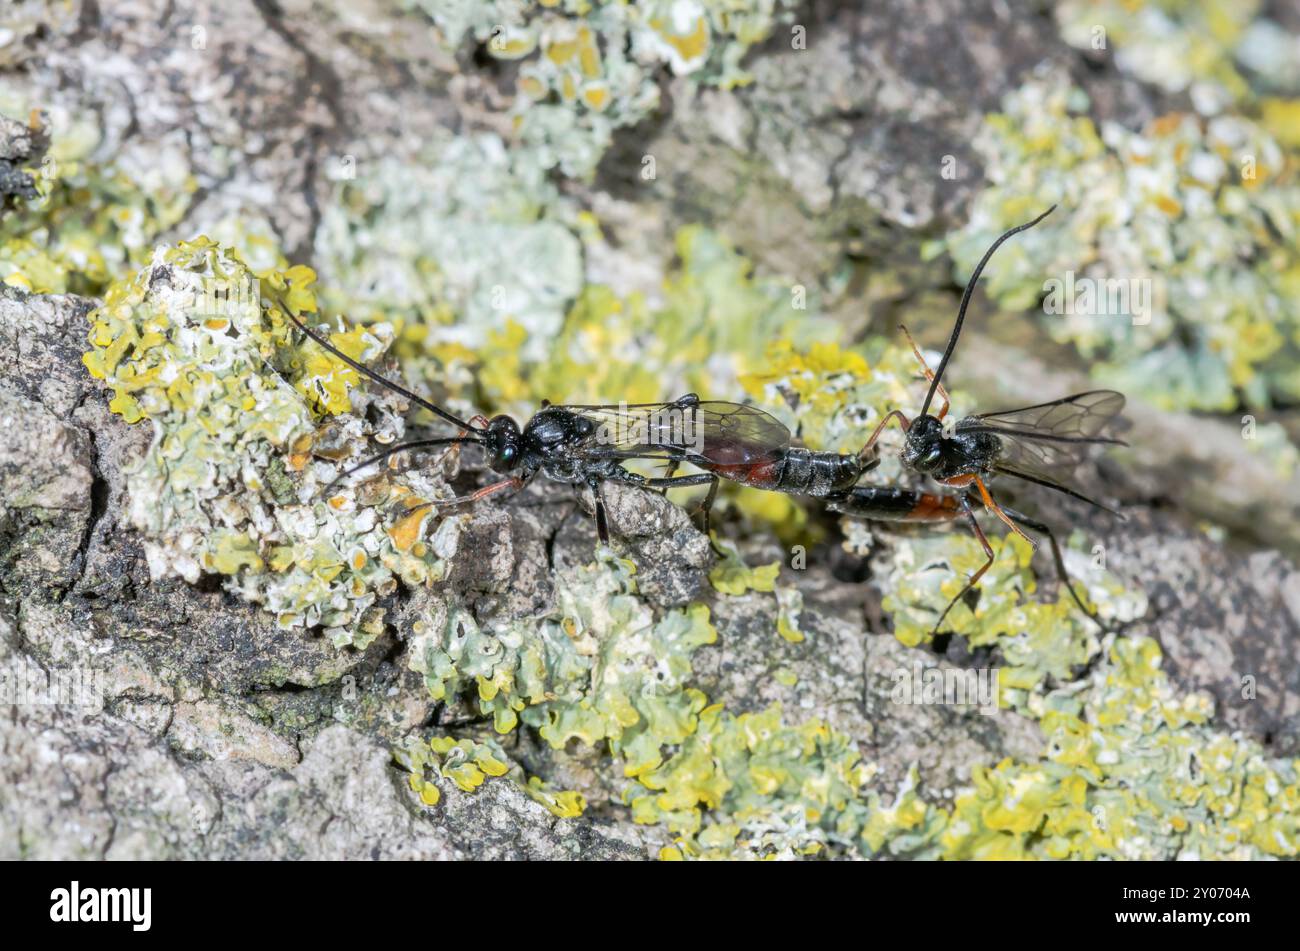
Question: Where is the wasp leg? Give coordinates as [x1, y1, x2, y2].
[859, 409, 911, 463]
[324, 437, 467, 495]
[404, 476, 527, 516]
[972, 475, 1038, 551]
[345, 414, 494, 497]
[642, 472, 716, 491]
[643, 471, 721, 540]
[589, 476, 611, 545]
[644, 472, 717, 523]
[658, 460, 681, 495]
[1000, 505, 1106, 632]
[431, 414, 492, 470]
[899, 323, 949, 420]
[696, 474, 720, 537]
[932, 494, 996, 634]
[944, 474, 1038, 552]
[602, 467, 719, 540]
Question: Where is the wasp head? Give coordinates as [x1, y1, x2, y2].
[902, 414, 947, 473]
[481, 415, 524, 472]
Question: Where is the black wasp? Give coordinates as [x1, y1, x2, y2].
[282, 300, 902, 542]
[282, 309, 840, 542]
[828, 205, 1128, 630]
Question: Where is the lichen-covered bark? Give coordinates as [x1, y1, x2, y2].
[2, 0, 1298, 859]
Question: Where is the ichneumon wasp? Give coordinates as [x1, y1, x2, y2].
[282, 302, 900, 543]
[282, 310, 741, 544]
[828, 205, 1128, 630]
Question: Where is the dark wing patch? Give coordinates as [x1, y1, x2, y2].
[956, 390, 1126, 487]
[558, 400, 790, 466]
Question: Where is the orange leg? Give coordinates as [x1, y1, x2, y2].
[859, 409, 911, 463]
[899, 324, 949, 420]
[404, 476, 526, 517]
[948, 475, 1037, 551]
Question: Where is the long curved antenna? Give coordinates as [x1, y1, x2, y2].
[324, 436, 478, 494]
[920, 205, 1057, 418]
[281, 308, 483, 432]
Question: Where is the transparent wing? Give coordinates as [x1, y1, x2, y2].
[560, 400, 791, 466]
[956, 390, 1126, 486]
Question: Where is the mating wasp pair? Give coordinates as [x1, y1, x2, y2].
[285, 206, 1125, 632]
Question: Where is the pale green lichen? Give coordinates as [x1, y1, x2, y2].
[394, 550, 942, 859]
[83, 238, 462, 645]
[774, 586, 805, 643]
[397, 549, 949, 860]
[504, 225, 838, 412]
[940, 636, 1300, 860]
[410, 553, 718, 773]
[406, 616, 1300, 860]
[1057, 0, 1300, 110]
[403, 0, 800, 177]
[314, 130, 582, 355]
[707, 537, 779, 595]
[650, 569, 1297, 860]
[0, 82, 198, 295]
[877, 529, 1145, 709]
[1244, 418, 1300, 479]
[318, 145, 837, 421]
[938, 70, 1300, 412]
[0, 82, 294, 298]
[705, 539, 804, 643]
[395, 733, 586, 817]
[637, 703, 923, 860]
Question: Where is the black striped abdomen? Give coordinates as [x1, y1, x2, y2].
[768, 449, 863, 497]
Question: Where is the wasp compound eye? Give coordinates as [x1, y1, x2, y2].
[910, 444, 943, 472]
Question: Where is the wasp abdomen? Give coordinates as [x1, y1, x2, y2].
[767, 449, 862, 497]
[827, 486, 961, 522]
